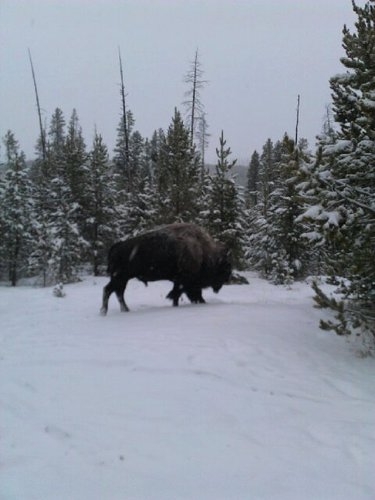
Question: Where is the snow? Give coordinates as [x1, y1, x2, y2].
[362, 98, 375, 110]
[1, 274, 374, 500]
[298, 204, 323, 221]
[324, 211, 341, 228]
[301, 231, 322, 242]
[323, 140, 352, 156]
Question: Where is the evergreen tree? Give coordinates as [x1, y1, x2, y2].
[247, 135, 312, 283]
[0, 131, 34, 285]
[304, 0, 375, 340]
[28, 109, 67, 284]
[196, 165, 212, 229]
[47, 107, 66, 176]
[207, 131, 247, 268]
[142, 137, 154, 183]
[148, 129, 165, 178]
[296, 118, 338, 277]
[196, 112, 210, 172]
[113, 110, 135, 193]
[114, 124, 159, 236]
[258, 138, 276, 216]
[126, 176, 158, 236]
[150, 128, 166, 203]
[124, 130, 158, 237]
[128, 129, 145, 187]
[155, 108, 200, 223]
[247, 138, 279, 278]
[266, 135, 312, 283]
[246, 150, 260, 208]
[31, 108, 86, 284]
[64, 109, 88, 212]
[47, 175, 85, 283]
[28, 122, 57, 286]
[86, 133, 118, 275]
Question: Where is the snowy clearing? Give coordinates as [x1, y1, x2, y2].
[1, 274, 374, 500]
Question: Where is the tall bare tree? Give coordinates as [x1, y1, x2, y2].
[118, 47, 130, 172]
[28, 49, 47, 162]
[295, 94, 301, 145]
[183, 49, 207, 146]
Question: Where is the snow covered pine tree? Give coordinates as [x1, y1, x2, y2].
[302, 0, 375, 342]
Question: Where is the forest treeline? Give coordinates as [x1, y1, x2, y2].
[0, 1, 374, 343]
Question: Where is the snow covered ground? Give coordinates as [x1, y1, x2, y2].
[1, 274, 374, 500]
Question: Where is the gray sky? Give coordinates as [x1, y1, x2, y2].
[0, 0, 360, 164]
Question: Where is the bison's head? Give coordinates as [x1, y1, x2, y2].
[212, 248, 232, 293]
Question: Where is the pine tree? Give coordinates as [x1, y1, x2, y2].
[146, 129, 164, 192]
[31, 108, 86, 284]
[113, 110, 135, 194]
[126, 176, 158, 235]
[47, 176, 85, 283]
[28, 109, 66, 284]
[47, 107, 66, 175]
[267, 135, 312, 283]
[142, 137, 153, 183]
[247, 135, 313, 284]
[246, 150, 260, 208]
[86, 133, 118, 275]
[150, 129, 165, 208]
[129, 130, 144, 178]
[64, 109, 88, 212]
[0, 131, 34, 285]
[195, 112, 210, 172]
[123, 130, 159, 236]
[259, 138, 276, 216]
[247, 138, 279, 278]
[207, 131, 247, 268]
[296, 117, 338, 276]
[304, 0, 375, 340]
[155, 108, 200, 223]
[28, 127, 55, 286]
[196, 165, 212, 230]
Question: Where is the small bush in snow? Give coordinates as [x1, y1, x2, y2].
[53, 283, 66, 298]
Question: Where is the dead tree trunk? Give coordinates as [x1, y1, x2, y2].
[118, 47, 130, 183]
[28, 49, 47, 162]
[295, 94, 301, 146]
[184, 49, 206, 147]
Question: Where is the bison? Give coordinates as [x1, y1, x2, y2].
[100, 223, 232, 315]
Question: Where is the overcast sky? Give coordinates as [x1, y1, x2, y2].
[0, 0, 361, 164]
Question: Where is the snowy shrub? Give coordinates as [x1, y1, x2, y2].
[53, 283, 66, 298]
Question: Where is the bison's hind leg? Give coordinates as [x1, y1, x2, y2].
[166, 283, 183, 306]
[115, 280, 129, 312]
[100, 281, 114, 315]
[100, 276, 129, 315]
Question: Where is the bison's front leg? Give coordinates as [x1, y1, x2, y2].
[185, 286, 205, 304]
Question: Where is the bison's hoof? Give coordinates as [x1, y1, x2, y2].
[100, 308, 107, 316]
[120, 305, 130, 312]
